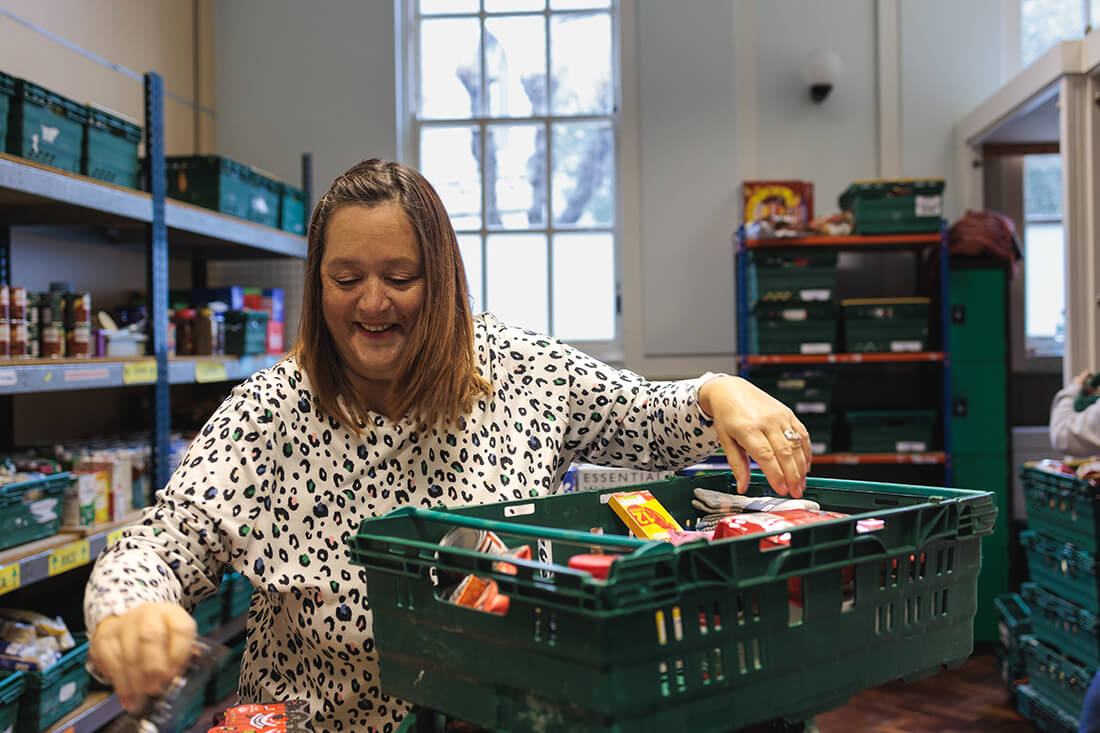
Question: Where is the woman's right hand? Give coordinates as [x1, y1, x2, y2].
[88, 601, 196, 711]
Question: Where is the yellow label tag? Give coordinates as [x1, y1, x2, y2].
[195, 361, 228, 383]
[48, 539, 90, 576]
[107, 528, 126, 548]
[0, 564, 19, 596]
[122, 360, 157, 384]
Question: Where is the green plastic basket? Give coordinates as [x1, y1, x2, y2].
[6, 80, 86, 173]
[838, 179, 945, 235]
[844, 410, 936, 453]
[1021, 530, 1099, 614]
[0, 473, 69, 552]
[222, 571, 253, 620]
[224, 310, 269, 356]
[1020, 463, 1100, 554]
[192, 593, 223, 636]
[82, 105, 141, 188]
[165, 156, 257, 220]
[750, 371, 834, 416]
[248, 171, 281, 228]
[280, 183, 307, 234]
[0, 72, 14, 148]
[747, 249, 838, 304]
[1015, 681, 1080, 733]
[348, 471, 995, 733]
[749, 302, 838, 355]
[994, 591, 1031, 664]
[841, 298, 930, 353]
[1021, 635, 1094, 721]
[800, 413, 834, 456]
[0, 670, 24, 733]
[206, 637, 245, 705]
[1022, 582, 1099, 669]
[0, 633, 90, 733]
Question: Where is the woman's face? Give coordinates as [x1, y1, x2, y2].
[321, 202, 426, 407]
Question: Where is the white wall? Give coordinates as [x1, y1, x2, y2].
[212, 0, 397, 205]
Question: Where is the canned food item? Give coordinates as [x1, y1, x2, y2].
[40, 291, 63, 328]
[438, 526, 508, 555]
[66, 325, 90, 358]
[10, 287, 25, 323]
[10, 322, 27, 358]
[26, 320, 38, 359]
[41, 324, 63, 358]
[0, 286, 8, 323]
[65, 291, 91, 330]
[0, 323, 9, 358]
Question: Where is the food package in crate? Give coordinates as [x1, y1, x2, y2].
[0, 609, 76, 672]
[742, 180, 814, 227]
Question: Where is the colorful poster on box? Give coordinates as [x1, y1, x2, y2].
[742, 180, 814, 225]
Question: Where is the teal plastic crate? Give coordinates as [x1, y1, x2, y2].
[800, 413, 834, 456]
[1015, 682, 1079, 733]
[280, 183, 307, 234]
[1020, 462, 1100, 554]
[222, 571, 253, 620]
[0, 72, 14, 148]
[0, 670, 24, 733]
[841, 298, 930, 353]
[750, 370, 833, 416]
[6, 80, 86, 173]
[165, 156, 257, 220]
[0, 633, 89, 733]
[1021, 635, 1094, 722]
[224, 310, 269, 356]
[747, 249, 838, 304]
[994, 591, 1031, 666]
[0, 473, 69, 551]
[248, 170, 281, 228]
[1022, 582, 1100, 669]
[349, 471, 995, 733]
[1021, 530, 1099, 614]
[749, 302, 838, 355]
[838, 179, 945, 235]
[82, 105, 141, 188]
[192, 593, 223, 636]
[205, 637, 245, 705]
[844, 410, 936, 453]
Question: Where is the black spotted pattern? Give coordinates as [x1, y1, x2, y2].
[84, 313, 718, 731]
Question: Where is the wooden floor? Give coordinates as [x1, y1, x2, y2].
[812, 651, 1036, 733]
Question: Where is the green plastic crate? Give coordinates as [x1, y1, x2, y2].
[747, 249, 837, 304]
[0, 473, 69, 552]
[0, 72, 14, 148]
[222, 571, 253, 620]
[1022, 582, 1099, 669]
[1015, 682, 1079, 733]
[0, 670, 24, 733]
[224, 310, 269, 356]
[844, 410, 936, 453]
[192, 593, 223, 636]
[280, 183, 307, 234]
[165, 156, 258, 220]
[0, 633, 90, 733]
[1020, 462, 1100, 553]
[82, 105, 141, 188]
[1021, 635, 1093, 721]
[749, 302, 838, 355]
[841, 298, 930, 353]
[348, 471, 995, 733]
[838, 179, 945, 235]
[1021, 530, 1099, 613]
[800, 413, 834, 456]
[6, 80, 86, 173]
[206, 637, 245, 705]
[994, 592, 1032, 666]
[750, 371, 834, 416]
[248, 171, 281, 228]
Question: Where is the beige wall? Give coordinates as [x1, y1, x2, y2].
[0, 0, 216, 155]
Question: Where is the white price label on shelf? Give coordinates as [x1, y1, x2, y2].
[800, 343, 832, 355]
[915, 195, 943, 217]
[890, 340, 923, 352]
[0, 371, 17, 387]
[896, 441, 927, 452]
[795, 402, 827, 414]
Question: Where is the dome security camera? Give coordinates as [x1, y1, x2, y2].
[803, 49, 842, 103]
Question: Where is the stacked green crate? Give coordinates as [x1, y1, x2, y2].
[841, 297, 929, 353]
[280, 183, 307, 234]
[993, 592, 1031, 702]
[248, 170, 281, 228]
[7, 80, 86, 173]
[206, 637, 246, 704]
[83, 105, 141, 188]
[0, 634, 90, 733]
[749, 302, 838, 355]
[0, 671, 23, 733]
[0, 72, 14, 147]
[752, 371, 834, 454]
[192, 592, 224, 635]
[747, 249, 837, 304]
[844, 410, 936, 452]
[838, 178, 945, 234]
[0, 473, 69, 551]
[949, 264, 1011, 645]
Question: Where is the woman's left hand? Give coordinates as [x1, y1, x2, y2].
[699, 375, 811, 497]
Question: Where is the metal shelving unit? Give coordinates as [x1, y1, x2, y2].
[734, 226, 953, 482]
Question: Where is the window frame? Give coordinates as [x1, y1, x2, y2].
[396, 0, 624, 362]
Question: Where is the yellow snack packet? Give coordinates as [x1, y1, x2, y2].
[608, 490, 682, 541]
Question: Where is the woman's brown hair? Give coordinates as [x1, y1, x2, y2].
[292, 159, 490, 430]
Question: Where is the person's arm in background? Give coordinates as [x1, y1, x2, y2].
[1050, 370, 1100, 457]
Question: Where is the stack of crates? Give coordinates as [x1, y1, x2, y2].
[1015, 460, 1100, 730]
[746, 249, 838, 355]
[0, 72, 14, 147]
[751, 370, 834, 454]
[0, 634, 90, 733]
[843, 410, 937, 453]
[841, 297, 930, 353]
[280, 183, 307, 235]
[165, 156, 280, 226]
[993, 592, 1031, 704]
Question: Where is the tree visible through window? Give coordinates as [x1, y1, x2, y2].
[407, 0, 617, 342]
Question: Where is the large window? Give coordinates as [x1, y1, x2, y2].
[402, 0, 618, 343]
[1020, 0, 1095, 66]
[1023, 154, 1065, 357]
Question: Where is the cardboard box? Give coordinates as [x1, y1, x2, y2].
[742, 180, 814, 225]
[72, 461, 111, 525]
[63, 472, 99, 526]
[560, 463, 675, 493]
